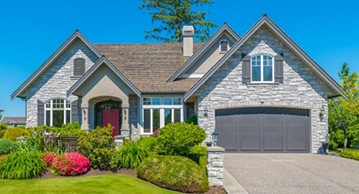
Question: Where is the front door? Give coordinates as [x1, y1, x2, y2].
[103, 109, 120, 137]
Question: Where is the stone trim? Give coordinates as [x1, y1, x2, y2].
[207, 146, 224, 187]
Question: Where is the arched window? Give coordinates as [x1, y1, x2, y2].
[251, 54, 274, 82]
[219, 40, 229, 53]
[44, 99, 71, 127]
[74, 58, 85, 76]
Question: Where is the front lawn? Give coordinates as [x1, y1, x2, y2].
[0, 174, 177, 194]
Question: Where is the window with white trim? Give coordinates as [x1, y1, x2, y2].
[142, 97, 183, 134]
[45, 99, 71, 127]
[251, 54, 274, 82]
[219, 40, 229, 53]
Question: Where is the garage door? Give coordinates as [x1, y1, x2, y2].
[215, 107, 310, 153]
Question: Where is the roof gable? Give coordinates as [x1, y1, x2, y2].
[167, 23, 241, 82]
[184, 15, 346, 101]
[67, 57, 141, 97]
[11, 30, 102, 100]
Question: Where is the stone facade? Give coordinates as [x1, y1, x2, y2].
[24, 39, 99, 127]
[207, 146, 225, 187]
[196, 26, 331, 153]
[129, 95, 140, 140]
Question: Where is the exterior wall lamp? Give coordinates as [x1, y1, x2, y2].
[212, 131, 219, 146]
[319, 105, 325, 122]
[204, 107, 208, 117]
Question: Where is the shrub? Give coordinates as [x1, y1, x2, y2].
[0, 124, 7, 138]
[186, 114, 198, 125]
[155, 123, 206, 156]
[111, 141, 149, 169]
[77, 125, 115, 169]
[137, 137, 157, 151]
[0, 151, 46, 179]
[0, 155, 8, 163]
[137, 155, 209, 193]
[188, 145, 207, 171]
[0, 138, 16, 155]
[340, 149, 359, 161]
[51, 152, 90, 176]
[42, 152, 58, 167]
[58, 122, 86, 137]
[4, 128, 30, 142]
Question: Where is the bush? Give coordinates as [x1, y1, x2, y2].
[51, 152, 90, 176]
[0, 151, 46, 179]
[0, 124, 7, 138]
[188, 145, 207, 171]
[340, 149, 359, 161]
[155, 123, 206, 156]
[0, 139, 16, 155]
[137, 155, 209, 193]
[77, 125, 115, 169]
[4, 128, 30, 142]
[137, 137, 157, 151]
[111, 141, 149, 169]
[58, 122, 86, 137]
[0, 155, 8, 163]
[42, 152, 58, 167]
[186, 114, 198, 125]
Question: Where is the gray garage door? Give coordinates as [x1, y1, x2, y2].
[215, 107, 310, 153]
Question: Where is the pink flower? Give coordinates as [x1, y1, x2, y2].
[51, 152, 90, 176]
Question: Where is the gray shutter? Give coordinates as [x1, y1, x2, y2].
[71, 100, 79, 123]
[242, 55, 251, 83]
[37, 100, 44, 126]
[275, 54, 284, 83]
[74, 58, 85, 76]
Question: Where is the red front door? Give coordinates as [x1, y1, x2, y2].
[103, 109, 120, 137]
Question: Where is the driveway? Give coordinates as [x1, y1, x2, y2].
[224, 154, 359, 194]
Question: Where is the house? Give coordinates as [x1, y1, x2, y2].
[1, 117, 26, 128]
[11, 15, 345, 153]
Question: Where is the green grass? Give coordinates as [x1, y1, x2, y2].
[0, 174, 177, 194]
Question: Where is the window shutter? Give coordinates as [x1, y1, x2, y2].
[242, 55, 251, 83]
[37, 100, 44, 126]
[74, 58, 85, 76]
[275, 54, 284, 83]
[71, 100, 79, 123]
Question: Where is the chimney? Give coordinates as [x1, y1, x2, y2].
[182, 25, 195, 56]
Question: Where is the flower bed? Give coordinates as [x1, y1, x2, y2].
[51, 152, 90, 176]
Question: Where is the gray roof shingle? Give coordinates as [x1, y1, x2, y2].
[94, 43, 203, 93]
[1, 117, 26, 124]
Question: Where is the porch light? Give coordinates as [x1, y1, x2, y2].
[204, 107, 208, 117]
[319, 105, 325, 121]
[212, 131, 219, 146]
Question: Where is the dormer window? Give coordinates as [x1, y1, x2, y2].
[74, 58, 85, 76]
[219, 40, 229, 53]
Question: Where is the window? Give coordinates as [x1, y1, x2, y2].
[74, 58, 85, 76]
[251, 55, 274, 82]
[219, 40, 229, 53]
[44, 99, 71, 127]
[142, 97, 183, 134]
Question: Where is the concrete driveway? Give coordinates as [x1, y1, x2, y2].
[224, 154, 359, 194]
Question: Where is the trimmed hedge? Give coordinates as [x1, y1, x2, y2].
[340, 149, 359, 161]
[4, 128, 30, 142]
[0, 139, 16, 155]
[137, 155, 209, 193]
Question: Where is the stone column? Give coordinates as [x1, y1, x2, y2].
[207, 146, 225, 187]
[81, 103, 90, 132]
[121, 103, 130, 139]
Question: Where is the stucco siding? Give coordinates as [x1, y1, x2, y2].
[196, 26, 331, 153]
[24, 39, 99, 127]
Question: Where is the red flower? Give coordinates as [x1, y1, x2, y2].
[51, 152, 90, 176]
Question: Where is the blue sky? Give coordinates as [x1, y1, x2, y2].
[0, 0, 358, 117]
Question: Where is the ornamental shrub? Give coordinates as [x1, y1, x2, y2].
[42, 152, 58, 167]
[77, 125, 115, 169]
[4, 127, 30, 142]
[137, 137, 157, 151]
[137, 155, 209, 193]
[188, 145, 207, 172]
[0, 150, 46, 179]
[340, 149, 359, 161]
[0, 155, 8, 163]
[155, 123, 206, 156]
[0, 124, 7, 138]
[51, 152, 90, 176]
[111, 140, 149, 169]
[0, 138, 16, 155]
[186, 114, 198, 125]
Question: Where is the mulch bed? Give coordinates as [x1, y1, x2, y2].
[204, 186, 226, 194]
[38, 168, 136, 179]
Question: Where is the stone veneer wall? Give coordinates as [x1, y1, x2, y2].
[24, 39, 99, 127]
[207, 146, 224, 187]
[197, 26, 331, 153]
[129, 95, 140, 140]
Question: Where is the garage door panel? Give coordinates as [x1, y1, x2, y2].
[216, 115, 237, 151]
[240, 114, 261, 151]
[286, 115, 308, 151]
[263, 114, 284, 151]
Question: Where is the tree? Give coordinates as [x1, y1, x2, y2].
[140, 0, 217, 42]
[329, 63, 359, 149]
